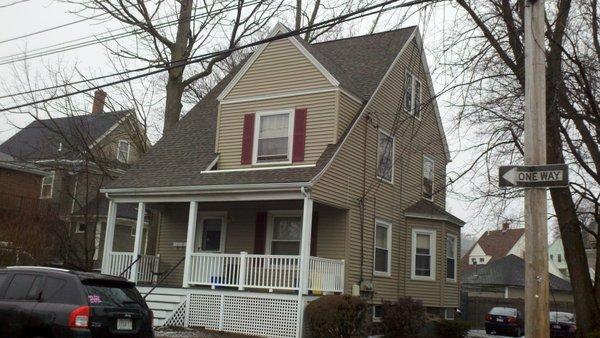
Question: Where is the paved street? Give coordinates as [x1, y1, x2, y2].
[468, 329, 524, 338]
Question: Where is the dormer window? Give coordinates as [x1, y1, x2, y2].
[253, 109, 293, 164]
[117, 140, 130, 163]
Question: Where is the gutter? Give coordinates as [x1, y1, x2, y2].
[102, 181, 312, 197]
[0, 162, 48, 176]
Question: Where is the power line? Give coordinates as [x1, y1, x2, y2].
[0, 0, 31, 9]
[0, 0, 257, 66]
[0, 0, 436, 112]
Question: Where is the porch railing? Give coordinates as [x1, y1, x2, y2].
[104, 251, 160, 283]
[187, 252, 344, 293]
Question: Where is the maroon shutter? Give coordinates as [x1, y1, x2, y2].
[292, 108, 307, 162]
[241, 113, 255, 164]
[253, 212, 268, 254]
[310, 211, 318, 256]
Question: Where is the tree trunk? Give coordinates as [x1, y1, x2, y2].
[162, 0, 193, 135]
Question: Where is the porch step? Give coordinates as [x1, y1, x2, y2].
[137, 287, 187, 327]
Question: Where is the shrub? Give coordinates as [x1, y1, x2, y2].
[589, 330, 600, 338]
[380, 297, 427, 337]
[436, 319, 471, 338]
[305, 295, 369, 338]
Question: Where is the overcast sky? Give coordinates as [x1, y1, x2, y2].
[0, 0, 518, 237]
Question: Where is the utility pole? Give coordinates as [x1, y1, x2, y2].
[524, 0, 550, 337]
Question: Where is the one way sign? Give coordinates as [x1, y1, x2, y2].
[499, 164, 569, 188]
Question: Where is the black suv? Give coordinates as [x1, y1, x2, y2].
[0, 266, 154, 338]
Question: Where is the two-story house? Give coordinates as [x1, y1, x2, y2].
[99, 24, 463, 336]
[0, 91, 152, 270]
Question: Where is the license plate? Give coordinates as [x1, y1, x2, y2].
[553, 324, 562, 329]
[117, 318, 133, 331]
[496, 318, 504, 322]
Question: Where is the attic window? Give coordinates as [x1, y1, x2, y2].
[40, 171, 54, 199]
[404, 72, 422, 119]
[117, 140, 130, 163]
[423, 156, 434, 200]
[254, 110, 293, 164]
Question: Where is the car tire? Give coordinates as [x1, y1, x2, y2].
[485, 328, 492, 334]
[514, 327, 522, 337]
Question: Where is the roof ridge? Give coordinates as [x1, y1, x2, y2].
[311, 26, 417, 45]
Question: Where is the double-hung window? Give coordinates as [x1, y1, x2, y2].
[117, 140, 130, 163]
[255, 110, 293, 164]
[412, 229, 436, 280]
[404, 73, 422, 118]
[423, 156, 435, 200]
[377, 130, 394, 183]
[268, 212, 302, 255]
[374, 220, 391, 276]
[446, 234, 457, 281]
[40, 171, 54, 199]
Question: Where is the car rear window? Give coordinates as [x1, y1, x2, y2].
[490, 307, 517, 316]
[82, 280, 145, 309]
[550, 312, 575, 323]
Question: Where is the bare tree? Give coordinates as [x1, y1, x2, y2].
[68, 0, 282, 134]
[439, 0, 600, 334]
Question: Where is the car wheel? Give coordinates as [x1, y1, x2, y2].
[485, 328, 492, 334]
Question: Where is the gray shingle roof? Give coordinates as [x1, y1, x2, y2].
[405, 199, 465, 226]
[461, 254, 572, 292]
[0, 110, 131, 161]
[106, 28, 416, 190]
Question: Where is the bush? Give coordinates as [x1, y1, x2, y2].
[305, 295, 369, 338]
[380, 297, 427, 337]
[589, 330, 600, 338]
[436, 319, 471, 338]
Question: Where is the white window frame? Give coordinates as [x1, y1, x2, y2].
[411, 228, 437, 281]
[40, 171, 55, 199]
[404, 71, 423, 119]
[265, 210, 303, 255]
[194, 212, 228, 253]
[117, 140, 131, 163]
[373, 219, 392, 277]
[422, 155, 435, 201]
[444, 308, 455, 320]
[445, 233, 457, 283]
[376, 129, 395, 184]
[372, 305, 383, 322]
[75, 223, 86, 234]
[252, 109, 295, 166]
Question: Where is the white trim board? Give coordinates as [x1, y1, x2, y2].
[217, 23, 340, 102]
[201, 164, 315, 174]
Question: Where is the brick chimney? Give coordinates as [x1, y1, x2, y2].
[501, 221, 510, 232]
[91, 89, 107, 114]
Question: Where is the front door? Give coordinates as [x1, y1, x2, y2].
[194, 213, 227, 253]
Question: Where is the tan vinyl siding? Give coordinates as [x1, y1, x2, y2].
[217, 92, 336, 168]
[337, 92, 362, 140]
[155, 201, 346, 287]
[312, 38, 456, 306]
[225, 38, 333, 100]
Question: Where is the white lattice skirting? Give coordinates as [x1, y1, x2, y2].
[156, 289, 302, 338]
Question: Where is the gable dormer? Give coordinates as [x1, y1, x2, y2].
[215, 24, 344, 170]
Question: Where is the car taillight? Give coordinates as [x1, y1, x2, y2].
[507, 316, 517, 324]
[485, 314, 492, 321]
[69, 306, 90, 328]
[148, 309, 154, 325]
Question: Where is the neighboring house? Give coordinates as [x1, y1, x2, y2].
[0, 151, 48, 216]
[461, 254, 574, 329]
[460, 223, 525, 273]
[548, 237, 596, 280]
[99, 24, 463, 336]
[0, 90, 150, 269]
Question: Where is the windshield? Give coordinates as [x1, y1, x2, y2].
[550, 312, 575, 323]
[83, 281, 145, 309]
[490, 307, 517, 316]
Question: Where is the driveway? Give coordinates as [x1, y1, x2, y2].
[468, 329, 524, 338]
[154, 327, 253, 338]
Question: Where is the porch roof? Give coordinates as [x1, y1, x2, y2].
[405, 199, 465, 226]
[104, 28, 413, 192]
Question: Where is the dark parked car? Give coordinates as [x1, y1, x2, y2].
[0, 266, 154, 338]
[550, 311, 576, 338]
[485, 306, 524, 337]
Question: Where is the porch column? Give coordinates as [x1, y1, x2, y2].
[129, 202, 145, 283]
[101, 200, 117, 274]
[182, 201, 198, 288]
[299, 192, 313, 295]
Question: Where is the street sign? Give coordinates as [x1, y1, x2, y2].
[499, 164, 569, 188]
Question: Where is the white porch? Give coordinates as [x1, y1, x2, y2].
[99, 189, 346, 337]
